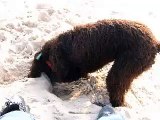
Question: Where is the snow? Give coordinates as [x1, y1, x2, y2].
[0, 0, 160, 119]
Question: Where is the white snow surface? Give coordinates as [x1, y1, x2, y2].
[0, 0, 160, 120]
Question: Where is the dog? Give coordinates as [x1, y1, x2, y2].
[28, 19, 160, 107]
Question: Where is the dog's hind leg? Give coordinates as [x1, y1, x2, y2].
[106, 51, 155, 107]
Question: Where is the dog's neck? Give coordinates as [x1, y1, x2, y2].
[45, 60, 52, 68]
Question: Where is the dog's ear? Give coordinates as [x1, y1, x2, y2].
[28, 51, 43, 78]
[49, 46, 69, 80]
[57, 59, 69, 80]
[49, 56, 69, 80]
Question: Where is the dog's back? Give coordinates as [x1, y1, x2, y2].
[57, 19, 158, 73]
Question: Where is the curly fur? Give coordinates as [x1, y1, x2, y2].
[28, 19, 160, 107]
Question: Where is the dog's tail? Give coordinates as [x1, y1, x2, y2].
[156, 42, 160, 53]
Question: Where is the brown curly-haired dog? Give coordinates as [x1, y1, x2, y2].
[28, 19, 160, 107]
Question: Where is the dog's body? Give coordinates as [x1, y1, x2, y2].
[28, 19, 160, 107]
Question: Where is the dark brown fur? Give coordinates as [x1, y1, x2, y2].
[28, 19, 160, 107]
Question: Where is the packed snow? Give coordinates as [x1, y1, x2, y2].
[0, 0, 160, 119]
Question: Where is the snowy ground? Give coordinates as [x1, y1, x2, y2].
[0, 0, 160, 119]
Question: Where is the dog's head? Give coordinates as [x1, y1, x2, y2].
[28, 51, 58, 84]
[30, 50, 71, 84]
[28, 47, 81, 84]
